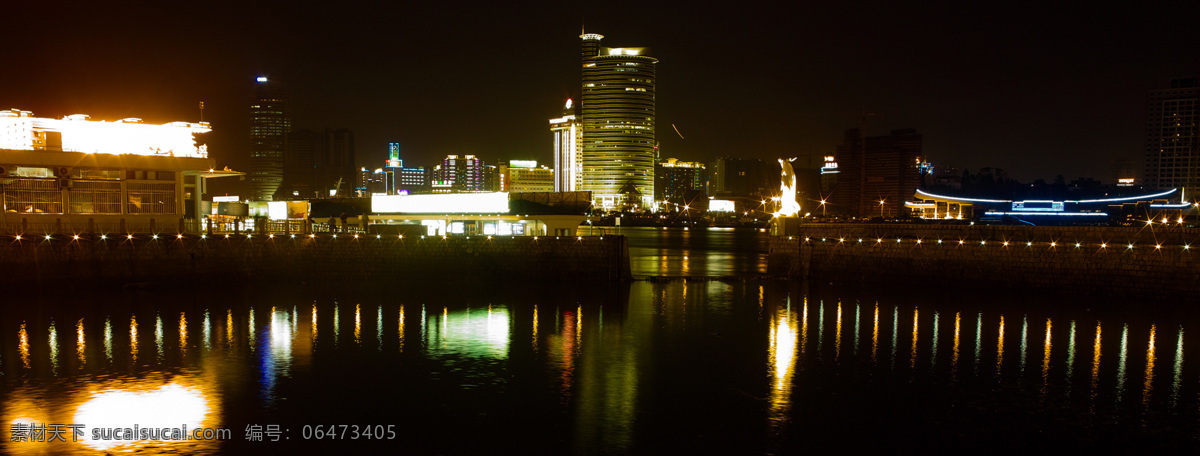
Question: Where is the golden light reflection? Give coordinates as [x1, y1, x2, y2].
[73, 382, 212, 451]
[333, 304, 341, 347]
[19, 322, 30, 369]
[951, 312, 961, 380]
[996, 316, 1005, 378]
[799, 299, 808, 358]
[1042, 318, 1052, 395]
[130, 315, 138, 364]
[398, 305, 406, 353]
[1142, 324, 1156, 407]
[77, 318, 86, 367]
[768, 305, 799, 428]
[311, 304, 318, 343]
[835, 301, 842, 361]
[355, 304, 362, 345]
[871, 303, 879, 364]
[226, 309, 233, 347]
[179, 312, 187, 356]
[248, 307, 255, 350]
[49, 320, 59, 375]
[910, 307, 919, 370]
[532, 305, 539, 352]
[1091, 322, 1102, 407]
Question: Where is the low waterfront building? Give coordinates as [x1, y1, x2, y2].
[368, 191, 589, 236]
[0, 109, 239, 234]
[906, 187, 1194, 225]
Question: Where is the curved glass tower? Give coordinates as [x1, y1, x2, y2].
[580, 33, 657, 210]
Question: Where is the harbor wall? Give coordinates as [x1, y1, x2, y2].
[768, 224, 1200, 297]
[0, 234, 631, 289]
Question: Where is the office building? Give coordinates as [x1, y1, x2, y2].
[550, 98, 582, 192]
[1145, 78, 1199, 191]
[505, 160, 555, 193]
[248, 76, 289, 201]
[579, 32, 657, 209]
[432, 155, 484, 192]
[830, 128, 923, 218]
[655, 158, 705, 203]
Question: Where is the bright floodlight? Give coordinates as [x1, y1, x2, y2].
[256, 76, 268, 82]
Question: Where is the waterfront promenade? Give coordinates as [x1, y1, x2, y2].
[770, 223, 1200, 298]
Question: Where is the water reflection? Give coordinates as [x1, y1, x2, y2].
[0, 280, 1196, 454]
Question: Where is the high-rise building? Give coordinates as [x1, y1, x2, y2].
[830, 128, 923, 218]
[655, 158, 706, 203]
[433, 155, 484, 192]
[550, 98, 582, 192]
[579, 32, 657, 210]
[248, 76, 290, 201]
[1145, 78, 1199, 191]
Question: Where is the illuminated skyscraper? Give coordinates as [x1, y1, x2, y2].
[249, 76, 289, 201]
[550, 98, 582, 192]
[1146, 78, 1199, 191]
[580, 32, 657, 209]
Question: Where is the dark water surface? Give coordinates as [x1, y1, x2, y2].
[1, 229, 1198, 454]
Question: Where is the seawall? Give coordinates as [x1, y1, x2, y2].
[768, 224, 1200, 298]
[0, 234, 631, 288]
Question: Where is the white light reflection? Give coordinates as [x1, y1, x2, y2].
[74, 383, 209, 450]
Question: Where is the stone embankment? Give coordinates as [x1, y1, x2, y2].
[768, 224, 1200, 297]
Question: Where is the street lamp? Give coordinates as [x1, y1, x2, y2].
[819, 199, 827, 216]
[879, 199, 886, 218]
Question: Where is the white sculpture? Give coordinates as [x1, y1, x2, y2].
[777, 158, 801, 217]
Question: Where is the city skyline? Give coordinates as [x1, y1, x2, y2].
[2, 2, 1197, 184]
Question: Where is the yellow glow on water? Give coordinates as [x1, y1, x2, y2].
[155, 313, 163, 361]
[951, 312, 961, 380]
[911, 307, 919, 370]
[532, 305, 539, 352]
[248, 308, 256, 350]
[872, 303, 879, 364]
[130, 315, 138, 363]
[835, 301, 842, 361]
[77, 318, 86, 367]
[398, 305, 405, 352]
[179, 312, 187, 356]
[1142, 324, 1156, 407]
[996, 316, 1005, 378]
[19, 323, 30, 369]
[73, 382, 211, 450]
[355, 304, 362, 345]
[1042, 319, 1052, 394]
[768, 305, 799, 429]
[49, 320, 59, 374]
[312, 304, 318, 343]
[1091, 322, 1102, 405]
[226, 309, 233, 347]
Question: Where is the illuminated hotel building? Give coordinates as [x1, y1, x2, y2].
[432, 155, 484, 192]
[654, 158, 705, 202]
[1146, 78, 1199, 192]
[249, 77, 290, 201]
[505, 160, 555, 193]
[580, 32, 657, 209]
[0, 109, 237, 232]
[550, 99, 582, 192]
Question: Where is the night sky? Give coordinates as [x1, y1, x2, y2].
[4, 2, 1197, 187]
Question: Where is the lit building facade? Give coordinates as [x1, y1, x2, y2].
[1145, 78, 1199, 191]
[655, 158, 705, 202]
[249, 76, 289, 201]
[580, 33, 657, 209]
[433, 155, 484, 192]
[0, 109, 236, 232]
[550, 98, 582, 192]
[506, 160, 555, 193]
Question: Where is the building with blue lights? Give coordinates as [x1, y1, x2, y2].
[906, 188, 1195, 225]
